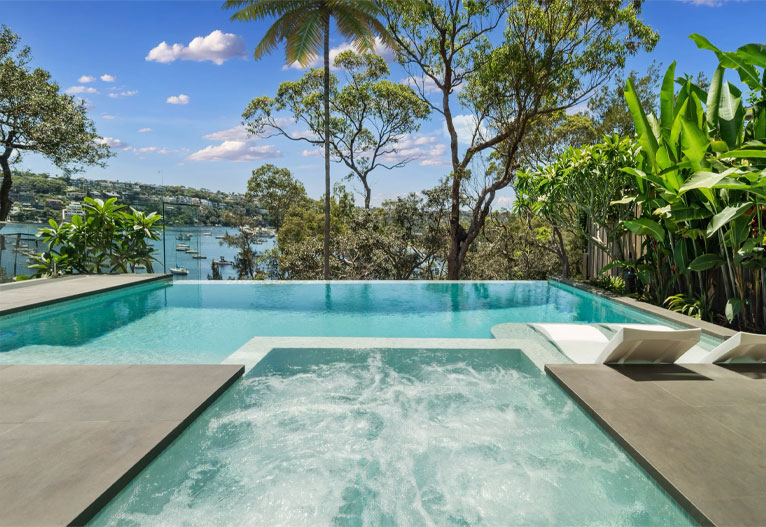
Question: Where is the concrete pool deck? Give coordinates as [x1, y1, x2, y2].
[0, 363, 244, 526]
[0, 273, 171, 316]
[546, 362, 766, 526]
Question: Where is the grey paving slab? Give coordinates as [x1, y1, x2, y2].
[546, 363, 766, 526]
[0, 364, 244, 527]
[0, 273, 171, 316]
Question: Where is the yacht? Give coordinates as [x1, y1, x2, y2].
[170, 267, 189, 276]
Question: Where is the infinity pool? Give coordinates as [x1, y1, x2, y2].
[0, 280, 666, 364]
[91, 347, 693, 526]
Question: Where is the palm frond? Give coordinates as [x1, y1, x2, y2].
[331, 4, 395, 52]
[223, 0, 307, 22]
[253, 12, 303, 61]
[286, 9, 324, 67]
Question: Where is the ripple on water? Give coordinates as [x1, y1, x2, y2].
[91, 348, 693, 527]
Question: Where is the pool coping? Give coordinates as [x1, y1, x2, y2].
[546, 362, 766, 527]
[0, 363, 244, 527]
[551, 277, 737, 340]
[0, 273, 172, 317]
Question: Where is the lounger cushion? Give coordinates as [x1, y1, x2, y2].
[596, 327, 701, 364]
[702, 332, 766, 363]
[531, 324, 609, 364]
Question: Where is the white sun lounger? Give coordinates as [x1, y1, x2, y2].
[594, 327, 701, 364]
[700, 332, 766, 363]
[532, 323, 700, 364]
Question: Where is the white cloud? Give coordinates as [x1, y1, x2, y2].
[136, 146, 176, 154]
[284, 37, 393, 70]
[403, 75, 441, 95]
[65, 85, 99, 94]
[493, 195, 514, 210]
[382, 133, 449, 167]
[78, 75, 95, 83]
[188, 141, 280, 162]
[203, 124, 250, 142]
[98, 137, 131, 150]
[108, 90, 138, 99]
[444, 114, 489, 146]
[146, 30, 247, 65]
[100, 74, 117, 82]
[102, 114, 116, 120]
[137, 127, 153, 133]
[166, 94, 190, 105]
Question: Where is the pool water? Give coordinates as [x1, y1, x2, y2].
[0, 281, 666, 365]
[91, 348, 692, 526]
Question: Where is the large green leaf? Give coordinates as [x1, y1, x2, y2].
[706, 66, 724, 131]
[706, 202, 753, 238]
[737, 43, 766, 68]
[725, 298, 743, 323]
[625, 78, 659, 170]
[725, 149, 766, 159]
[680, 169, 733, 193]
[718, 81, 744, 149]
[660, 62, 676, 137]
[624, 218, 665, 242]
[691, 34, 762, 90]
[680, 118, 710, 171]
[688, 253, 725, 271]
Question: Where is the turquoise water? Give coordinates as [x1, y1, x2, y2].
[0, 281, 666, 364]
[91, 348, 693, 526]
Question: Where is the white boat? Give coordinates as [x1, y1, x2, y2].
[134, 264, 147, 270]
[170, 267, 189, 276]
[215, 235, 226, 239]
[202, 232, 212, 236]
[185, 249, 198, 255]
[216, 256, 233, 265]
[193, 254, 207, 259]
[176, 244, 190, 251]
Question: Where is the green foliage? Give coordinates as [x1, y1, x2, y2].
[664, 293, 714, 321]
[618, 35, 766, 331]
[515, 135, 641, 271]
[591, 275, 627, 295]
[246, 164, 307, 230]
[0, 25, 111, 220]
[382, 0, 657, 278]
[29, 197, 161, 276]
[243, 50, 429, 208]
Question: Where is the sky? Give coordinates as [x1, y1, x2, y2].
[3, 0, 766, 207]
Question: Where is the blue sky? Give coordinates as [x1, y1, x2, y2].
[4, 0, 766, 207]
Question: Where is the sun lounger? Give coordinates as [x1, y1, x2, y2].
[595, 327, 701, 364]
[532, 323, 700, 364]
[701, 332, 766, 363]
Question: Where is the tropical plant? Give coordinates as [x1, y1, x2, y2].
[618, 35, 766, 330]
[224, 0, 394, 279]
[0, 25, 112, 220]
[514, 135, 641, 278]
[28, 197, 161, 277]
[664, 293, 715, 321]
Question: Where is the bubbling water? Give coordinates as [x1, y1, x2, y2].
[91, 348, 692, 526]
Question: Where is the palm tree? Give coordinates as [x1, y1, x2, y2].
[224, 0, 393, 280]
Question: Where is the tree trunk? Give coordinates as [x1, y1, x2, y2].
[322, 13, 331, 280]
[362, 177, 371, 210]
[0, 150, 13, 222]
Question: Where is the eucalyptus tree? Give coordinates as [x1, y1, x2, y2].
[0, 26, 111, 220]
[246, 164, 307, 230]
[224, 0, 393, 279]
[243, 50, 429, 209]
[381, 0, 658, 278]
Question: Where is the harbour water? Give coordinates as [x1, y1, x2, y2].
[0, 223, 275, 281]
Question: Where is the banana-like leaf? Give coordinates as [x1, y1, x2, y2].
[660, 62, 677, 137]
[737, 43, 766, 68]
[688, 253, 725, 271]
[725, 298, 743, 323]
[624, 218, 665, 242]
[680, 118, 710, 171]
[680, 170, 732, 193]
[625, 78, 659, 170]
[691, 34, 762, 90]
[673, 239, 688, 271]
[706, 66, 724, 131]
[706, 202, 753, 238]
[725, 149, 766, 158]
[718, 82, 744, 149]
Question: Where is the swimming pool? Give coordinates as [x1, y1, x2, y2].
[0, 280, 672, 365]
[90, 347, 693, 525]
